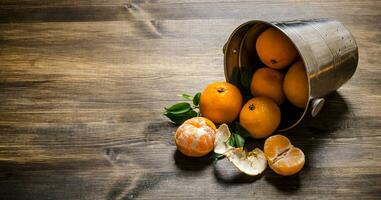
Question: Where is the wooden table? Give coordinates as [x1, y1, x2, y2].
[0, 1, 380, 199]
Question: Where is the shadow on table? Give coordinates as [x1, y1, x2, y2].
[173, 150, 212, 171]
[264, 91, 349, 192]
[302, 91, 350, 135]
[296, 91, 350, 164]
[213, 158, 263, 184]
[265, 171, 301, 193]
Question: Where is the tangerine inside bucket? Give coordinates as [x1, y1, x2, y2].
[224, 20, 311, 131]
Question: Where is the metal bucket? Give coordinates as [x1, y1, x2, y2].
[223, 19, 358, 131]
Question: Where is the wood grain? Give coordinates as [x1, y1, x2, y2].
[0, 0, 380, 199]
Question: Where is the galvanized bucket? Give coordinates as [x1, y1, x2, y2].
[223, 19, 358, 131]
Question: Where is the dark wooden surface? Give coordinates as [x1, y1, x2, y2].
[0, 0, 380, 199]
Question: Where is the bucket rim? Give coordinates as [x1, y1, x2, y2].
[223, 19, 314, 131]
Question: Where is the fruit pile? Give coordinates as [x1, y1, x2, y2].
[164, 27, 307, 176]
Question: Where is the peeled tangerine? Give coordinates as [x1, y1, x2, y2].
[214, 124, 267, 176]
[264, 135, 305, 176]
[175, 117, 216, 157]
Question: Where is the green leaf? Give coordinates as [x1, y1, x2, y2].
[234, 122, 251, 138]
[193, 92, 201, 106]
[178, 94, 193, 101]
[227, 136, 236, 147]
[167, 107, 192, 115]
[164, 109, 197, 125]
[240, 66, 253, 90]
[165, 102, 191, 112]
[234, 133, 245, 148]
[211, 153, 225, 161]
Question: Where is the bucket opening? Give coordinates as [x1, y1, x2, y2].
[224, 20, 310, 131]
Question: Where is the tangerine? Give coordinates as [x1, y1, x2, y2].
[175, 117, 216, 157]
[200, 82, 243, 124]
[256, 27, 298, 69]
[250, 67, 285, 105]
[239, 97, 281, 139]
[264, 134, 305, 176]
[283, 60, 309, 108]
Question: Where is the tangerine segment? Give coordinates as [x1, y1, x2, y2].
[283, 60, 309, 108]
[203, 117, 217, 130]
[264, 135, 305, 176]
[175, 117, 216, 157]
[263, 134, 292, 163]
[239, 97, 281, 139]
[269, 147, 305, 176]
[256, 27, 298, 69]
[250, 67, 285, 105]
[200, 82, 243, 124]
[188, 117, 216, 130]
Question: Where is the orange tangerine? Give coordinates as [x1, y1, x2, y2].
[264, 135, 305, 176]
[175, 117, 216, 157]
[283, 60, 309, 108]
[239, 97, 281, 139]
[256, 27, 298, 69]
[200, 82, 243, 124]
[250, 67, 285, 105]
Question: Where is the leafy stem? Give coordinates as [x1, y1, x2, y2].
[164, 92, 202, 125]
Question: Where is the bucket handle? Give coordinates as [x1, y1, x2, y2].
[310, 98, 325, 117]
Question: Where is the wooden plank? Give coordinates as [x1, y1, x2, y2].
[0, 0, 380, 199]
[0, 1, 380, 23]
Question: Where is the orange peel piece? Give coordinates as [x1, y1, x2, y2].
[214, 124, 267, 176]
[214, 124, 234, 154]
[225, 148, 267, 176]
